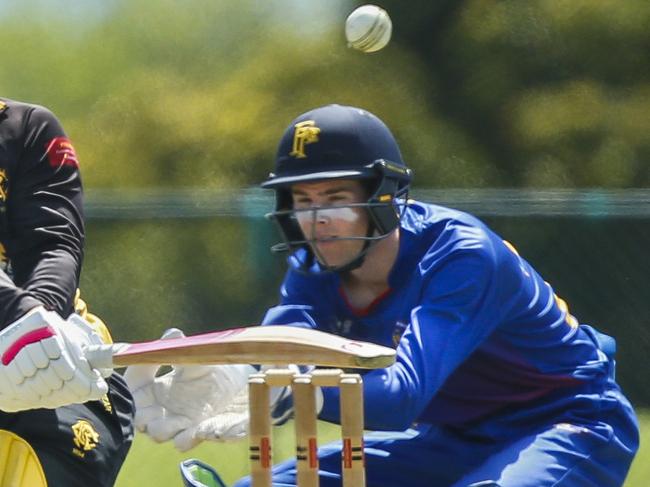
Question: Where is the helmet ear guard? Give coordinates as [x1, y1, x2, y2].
[269, 189, 304, 254]
[364, 159, 411, 235]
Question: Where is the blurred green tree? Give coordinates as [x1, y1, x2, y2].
[381, 0, 650, 187]
[0, 0, 492, 190]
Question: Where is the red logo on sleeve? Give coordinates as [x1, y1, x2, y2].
[45, 137, 79, 168]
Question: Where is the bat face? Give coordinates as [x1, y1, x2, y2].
[88, 325, 396, 370]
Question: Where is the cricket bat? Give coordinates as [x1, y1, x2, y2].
[86, 325, 396, 370]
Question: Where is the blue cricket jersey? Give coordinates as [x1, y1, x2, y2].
[261, 201, 627, 434]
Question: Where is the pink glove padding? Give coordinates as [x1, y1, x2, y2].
[0, 307, 109, 412]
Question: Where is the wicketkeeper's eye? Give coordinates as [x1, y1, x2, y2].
[295, 207, 361, 225]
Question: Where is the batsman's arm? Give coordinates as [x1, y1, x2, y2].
[0, 103, 111, 412]
[0, 104, 83, 326]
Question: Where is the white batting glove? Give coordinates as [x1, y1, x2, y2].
[123, 328, 255, 452]
[65, 313, 114, 379]
[0, 306, 110, 412]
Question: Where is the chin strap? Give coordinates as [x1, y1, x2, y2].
[320, 222, 377, 274]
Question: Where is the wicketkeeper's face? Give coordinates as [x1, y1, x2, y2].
[291, 179, 370, 268]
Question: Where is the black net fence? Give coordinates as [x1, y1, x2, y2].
[82, 188, 650, 406]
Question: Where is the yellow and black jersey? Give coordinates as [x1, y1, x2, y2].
[0, 98, 134, 487]
[0, 98, 84, 328]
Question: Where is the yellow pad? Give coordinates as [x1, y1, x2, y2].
[0, 430, 47, 487]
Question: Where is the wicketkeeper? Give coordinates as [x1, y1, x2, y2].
[128, 104, 639, 486]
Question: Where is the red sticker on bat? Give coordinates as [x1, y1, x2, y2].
[341, 341, 364, 352]
[45, 137, 79, 168]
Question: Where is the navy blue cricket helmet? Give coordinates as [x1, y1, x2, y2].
[262, 104, 412, 272]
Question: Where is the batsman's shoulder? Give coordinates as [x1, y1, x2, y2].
[0, 98, 60, 125]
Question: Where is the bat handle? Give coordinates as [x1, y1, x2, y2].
[86, 343, 126, 370]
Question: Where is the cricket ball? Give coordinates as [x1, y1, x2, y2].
[345, 5, 392, 53]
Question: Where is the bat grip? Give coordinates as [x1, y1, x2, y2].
[86, 343, 124, 369]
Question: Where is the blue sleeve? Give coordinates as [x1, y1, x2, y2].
[261, 304, 318, 329]
[320, 241, 504, 431]
[261, 268, 336, 330]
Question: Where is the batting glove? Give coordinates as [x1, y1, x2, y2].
[0, 306, 110, 412]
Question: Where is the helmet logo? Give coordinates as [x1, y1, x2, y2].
[290, 120, 320, 158]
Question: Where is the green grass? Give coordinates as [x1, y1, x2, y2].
[626, 410, 650, 486]
[115, 420, 341, 486]
[116, 411, 649, 486]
